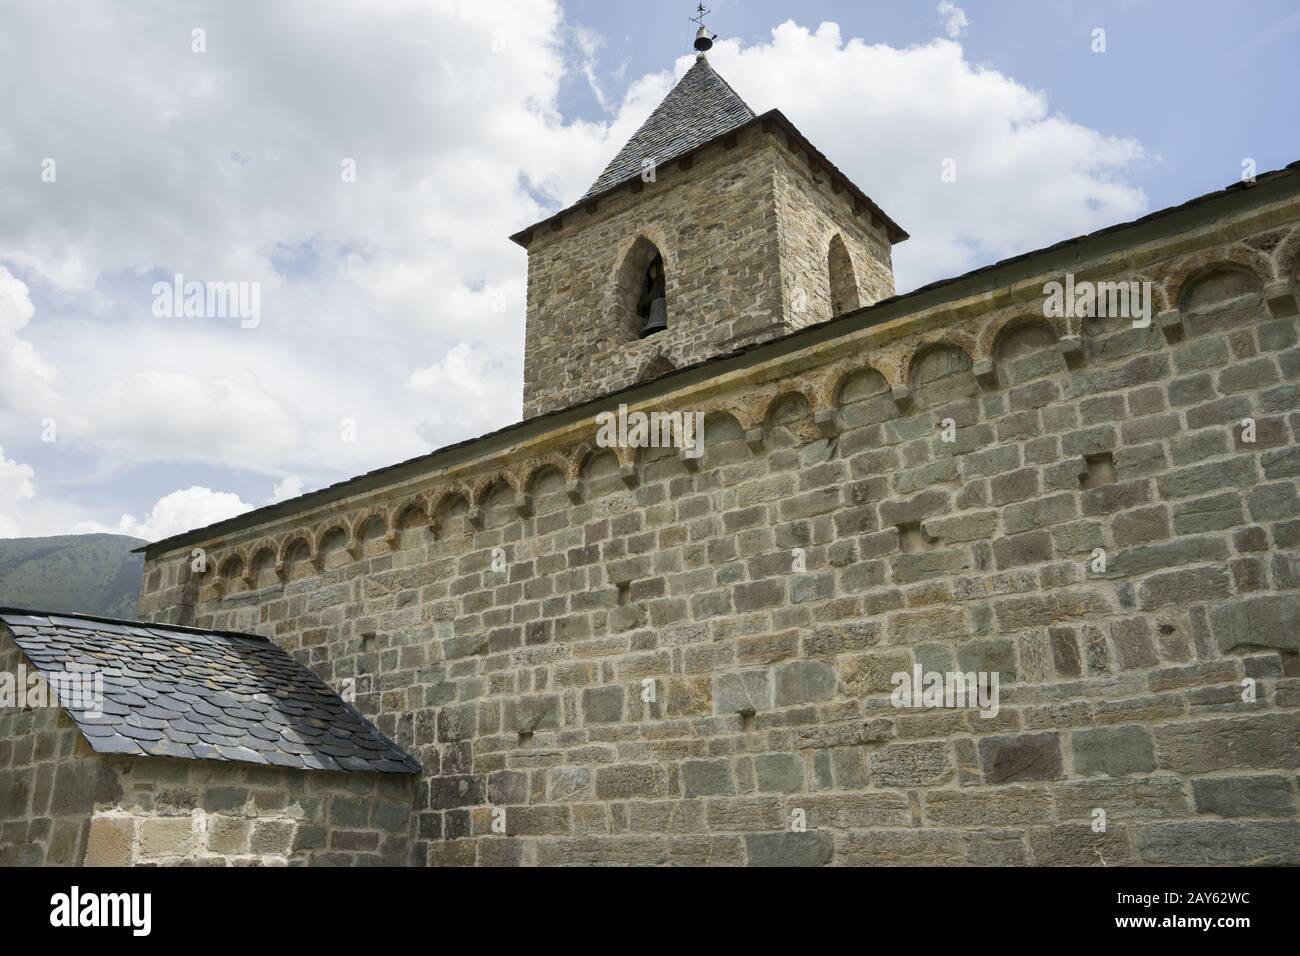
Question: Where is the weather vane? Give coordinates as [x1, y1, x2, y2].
[691, 3, 716, 53]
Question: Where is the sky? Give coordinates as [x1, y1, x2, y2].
[0, 0, 1297, 542]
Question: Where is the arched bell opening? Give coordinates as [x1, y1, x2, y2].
[828, 234, 860, 316]
[614, 236, 669, 342]
[637, 252, 668, 339]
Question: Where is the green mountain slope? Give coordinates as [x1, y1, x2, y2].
[0, 533, 147, 619]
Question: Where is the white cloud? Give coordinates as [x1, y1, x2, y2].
[696, 23, 1146, 288]
[0, 6, 1146, 537]
[573, 26, 612, 111]
[270, 475, 305, 504]
[0, 446, 37, 538]
[0, 1, 615, 492]
[0, 267, 56, 417]
[407, 342, 523, 449]
[78, 486, 255, 542]
[937, 2, 970, 40]
[0, 445, 96, 538]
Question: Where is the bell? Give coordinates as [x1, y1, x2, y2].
[693, 26, 714, 53]
[639, 297, 668, 338]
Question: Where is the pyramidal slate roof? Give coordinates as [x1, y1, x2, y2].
[0, 608, 420, 774]
[582, 54, 756, 200]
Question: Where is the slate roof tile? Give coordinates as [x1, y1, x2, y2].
[581, 55, 755, 200]
[94, 737, 145, 756]
[0, 608, 421, 775]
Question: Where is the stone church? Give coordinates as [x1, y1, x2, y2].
[3, 40, 1300, 867]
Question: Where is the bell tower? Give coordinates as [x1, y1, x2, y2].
[512, 11, 907, 418]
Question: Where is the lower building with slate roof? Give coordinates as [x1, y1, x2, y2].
[0, 609, 419, 865]
[4, 35, 1300, 868]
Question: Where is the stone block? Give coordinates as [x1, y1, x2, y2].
[1154, 714, 1300, 773]
[1002, 493, 1078, 534]
[504, 805, 571, 836]
[955, 638, 1017, 682]
[547, 767, 593, 803]
[702, 796, 780, 832]
[1132, 821, 1300, 865]
[681, 758, 735, 797]
[595, 764, 667, 800]
[870, 741, 954, 787]
[581, 685, 625, 724]
[49, 761, 101, 817]
[428, 775, 486, 810]
[994, 591, 1110, 631]
[1058, 334, 1084, 366]
[713, 670, 771, 716]
[774, 660, 837, 705]
[535, 836, 668, 866]
[250, 819, 294, 856]
[1156, 308, 1183, 341]
[207, 815, 250, 855]
[1070, 725, 1156, 777]
[1191, 775, 1296, 817]
[1156, 457, 1255, 500]
[1137, 565, 1231, 610]
[839, 651, 912, 696]
[1263, 279, 1299, 318]
[488, 770, 529, 806]
[993, 530, 1053, 569]
[139, 816, 197, 860]
[754, 753, 804, 793]
[503, 694, 561, 733]
[1210, 594, 1300, 652]
[836, 829, 965, 866]
[1027, 825, 1133, 865]
[1053, 777, 1189, 820]
[745, 831, 833, 867]
[85, 816, 134, 867]
[888, 604, 967, 645]
[979, 733, 1062, 783]
[923, 786, 1051, 826]
[792, 793, 909, 828]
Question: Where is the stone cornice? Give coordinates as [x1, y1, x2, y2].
[142, 165, 1300, 564]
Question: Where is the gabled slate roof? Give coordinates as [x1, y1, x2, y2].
[0, 608, 420, 774]
[581, 55, 756, 200]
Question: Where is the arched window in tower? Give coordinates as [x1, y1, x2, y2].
[637, 253, 667, 338]
[828, 234, 860, 316]
[614, 237, 669, 342]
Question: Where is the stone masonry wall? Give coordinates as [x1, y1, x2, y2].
[83, 757, 414, 867]
[1, 630, 415, 866]
[771, 140, 895, 327]
[521, 124, 895, 417]
[139, 188, 1300, 865]
[0, 631, 105, 865]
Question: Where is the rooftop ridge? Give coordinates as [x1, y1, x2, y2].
[581, 55, 756, 200]
[0, 605, 269, 643]
[141, 160, 1300, 557]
